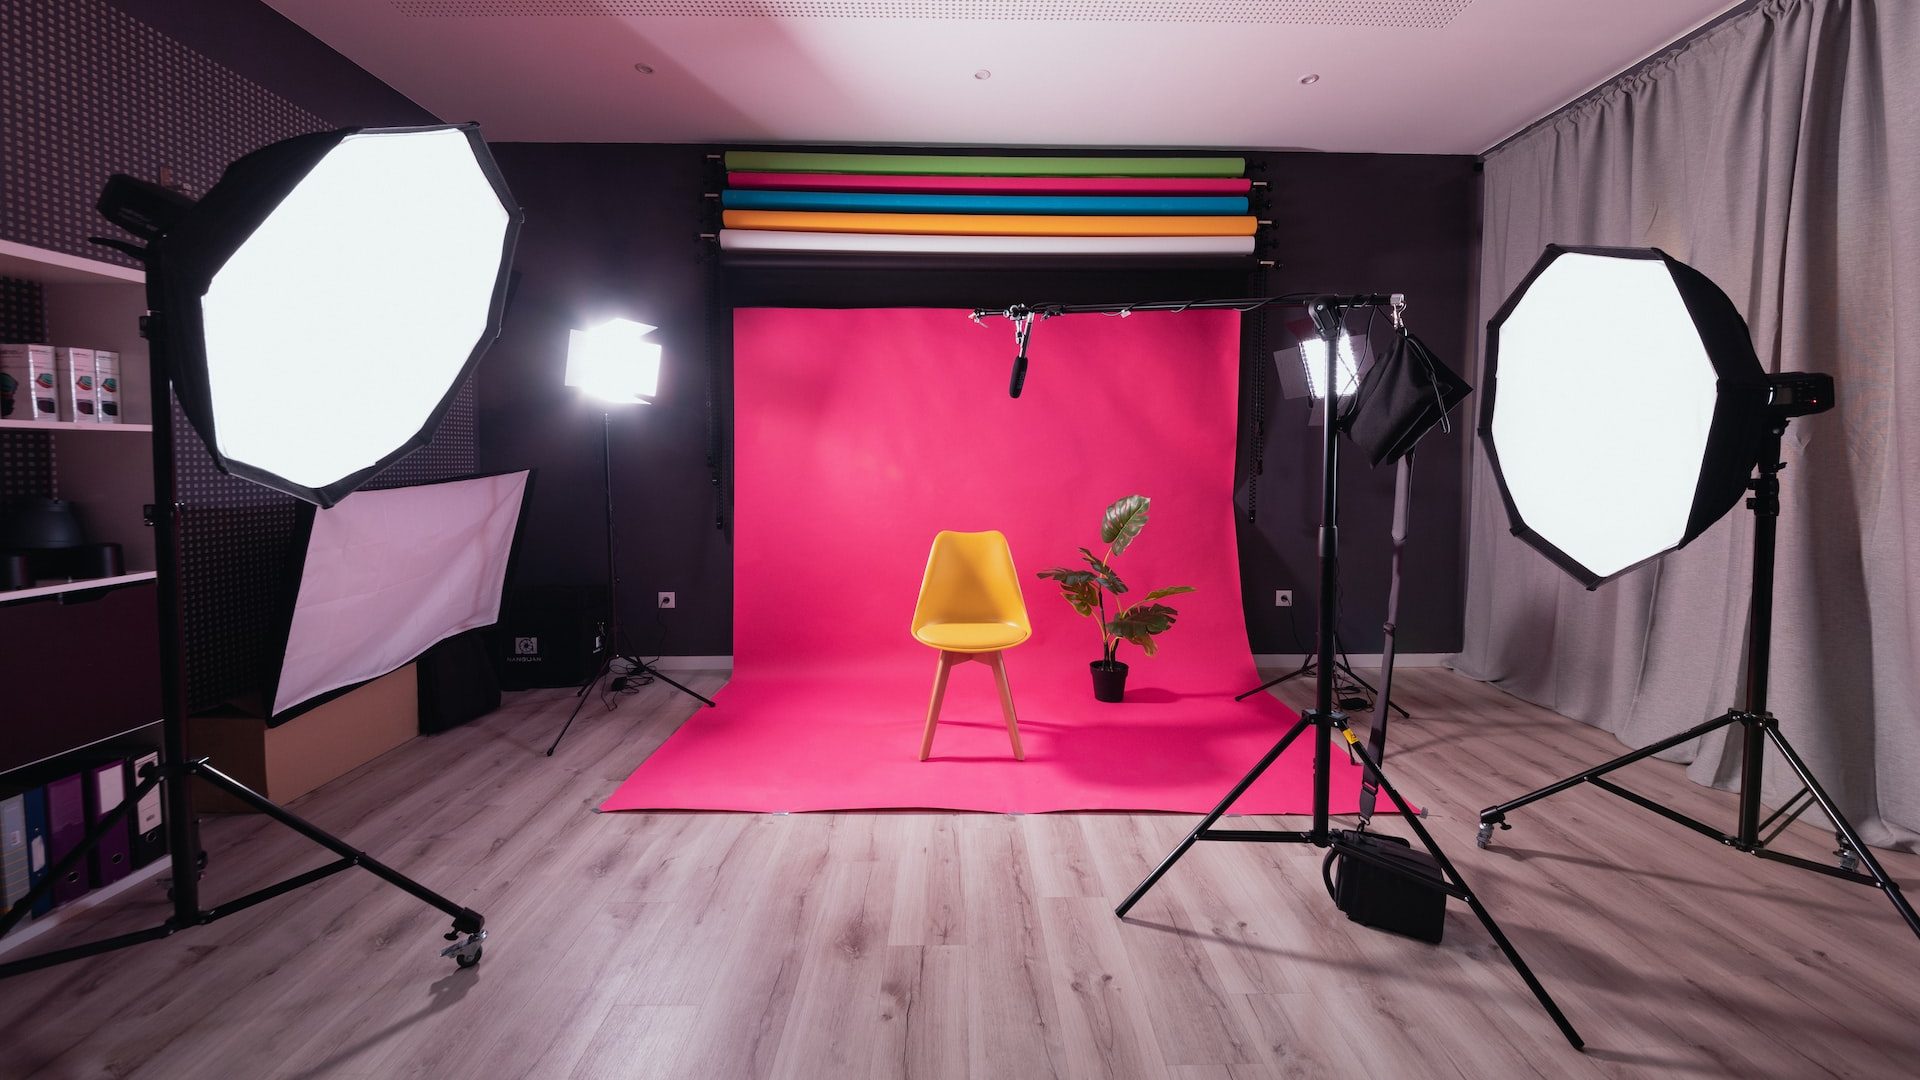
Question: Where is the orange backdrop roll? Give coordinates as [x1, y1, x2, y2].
[720, 209, 1258, 237]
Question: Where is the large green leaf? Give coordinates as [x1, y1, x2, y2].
[1077, 548, 1127, 594]
[1142, 585, 1195, 602]
[1108, 602, 1178, 636]
[1063, 580, 1100, 617]
[1100, 495, 1151, 555]
[1106, 603, 1180, 657]
[1106, 610, 1165, 655]
[1037, 567, 1103, 617]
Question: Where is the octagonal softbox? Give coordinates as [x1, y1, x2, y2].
[1481, 245, 1771, 588]
[147, 124, 520, 507]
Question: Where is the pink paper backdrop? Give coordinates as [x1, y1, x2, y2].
[601, 307, 1366, 813]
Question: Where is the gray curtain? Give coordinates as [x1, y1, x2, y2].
[1459, 0, 1920, 849]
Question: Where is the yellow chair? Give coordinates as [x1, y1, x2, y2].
[910, 530, 1032, 761]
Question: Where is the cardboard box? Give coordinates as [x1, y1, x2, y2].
[187, 664, 419, 813]
[55, 347, 96, 422]
[92, 350, 121, 423]
[0, 343, 58, 421]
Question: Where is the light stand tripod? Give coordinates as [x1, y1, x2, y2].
[1236, 434, 1408, 720]
[546, 410, 714, 757]
[0, 248, 486, 980]
[1114, 298, 1584, 1050]
[1477, 420, 1920, 942]
[1234, 637, 1409, 717]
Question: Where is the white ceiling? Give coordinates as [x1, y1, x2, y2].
[265, 0, 1740, 153]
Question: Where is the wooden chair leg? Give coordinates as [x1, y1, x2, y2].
[920, 651, 957, 761]
[988, 651, 1024, 761]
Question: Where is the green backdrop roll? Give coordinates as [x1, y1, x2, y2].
[722, 151, 1245, 178]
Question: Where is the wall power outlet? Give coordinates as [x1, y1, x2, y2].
[658, 592, 676, 609]
[1275, 590, 1293, 607]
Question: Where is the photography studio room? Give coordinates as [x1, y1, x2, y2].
[2, 0, 1918, 1077]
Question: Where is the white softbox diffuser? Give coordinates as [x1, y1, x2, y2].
[271, 471, 529, 718]
[151, 123, 520, 507]
[1481, 245, 1773, 587]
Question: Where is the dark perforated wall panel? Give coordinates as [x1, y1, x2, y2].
[0, 276, 54, 499]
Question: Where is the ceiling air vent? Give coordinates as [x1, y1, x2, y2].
[388, 0, 1473, 27]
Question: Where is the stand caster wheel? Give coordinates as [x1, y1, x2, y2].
[1475, 823, 1495, 849]
[441, 928, 487, 969]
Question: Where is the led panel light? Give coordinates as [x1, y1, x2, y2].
[566, 318, 662, 404]
[1300, 330, 1360, 400]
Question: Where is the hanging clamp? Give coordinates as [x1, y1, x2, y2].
[1389, 294, 1406, 330]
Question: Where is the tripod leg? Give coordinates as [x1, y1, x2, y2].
[1235, 659, 1317, 702]
[632, 661, 718, 708]
[1115, 713, 1313, 917]
[1479, 712, 1741, 830]
[1350, 740, 1584, 1050]
[191, 761, 484, 935]
[1761, 724, 1920, 942]
[1332, 660, 1410, 719]
[547, 654, 613, 756]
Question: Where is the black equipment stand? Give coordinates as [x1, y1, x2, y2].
[1234, 643, 1410, 717]
[1477, 422, 1920, 943]
[1113, 299, 1584, 1051]
[546, 411, 714, 757]
[1357, 450, 1414, 819]
[1235, 441, 1409, 722]
[0, 248, 486, 981]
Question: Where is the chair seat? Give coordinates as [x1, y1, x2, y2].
[913, 620, 1032, 652]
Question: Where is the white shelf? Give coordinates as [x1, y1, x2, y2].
[0, 239, 143, 286]
[0, 572, 157, 605]
[0, 419, 151, 433]
[0, 859, 168, 960]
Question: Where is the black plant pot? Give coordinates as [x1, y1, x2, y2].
[1090, 659, 1130, 702]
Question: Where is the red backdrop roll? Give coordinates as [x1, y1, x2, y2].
[600, 307, 1367, 813]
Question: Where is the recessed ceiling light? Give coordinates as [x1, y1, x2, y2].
[974, 69, 992, 80]
[634, 62, 655, 75]
[1298, 73, 1320, 85]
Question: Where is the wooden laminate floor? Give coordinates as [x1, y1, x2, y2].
[4, 667, 1918, 1079]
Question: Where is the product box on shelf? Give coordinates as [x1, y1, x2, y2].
[0, 343, 58, 421]
[55, 347, 97, 422]
[93, 349, 121, 423]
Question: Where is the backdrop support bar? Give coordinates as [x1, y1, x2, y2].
[970, 292, 1400, 323]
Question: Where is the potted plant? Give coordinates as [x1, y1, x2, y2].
[1036, 494, 1195, 702]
